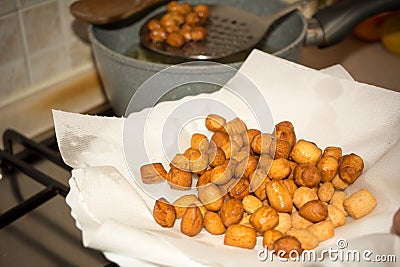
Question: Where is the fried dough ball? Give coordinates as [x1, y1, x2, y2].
[293, 186, 318, 209]
[270, 138, 291, 159]
[160, 13, 178, 30]
[191, 133, 209, 151]
[148, 19, 162, 31]
[153, 198, 176, 227]
[252, 172, 270, 201]
[273, 236, 303, 258]
[206, 114, 226, 132]
[191, 26, 207, 41]
[224, 224, 257, 249]
[221, 140, 241, 159]
[234, 155, 258, 178]
[322, 146, 342, 160]
[298, 200, 328, 223]
[198, 183, 224, 211]
[263, 230, 283, 250]
[173, 194, 199, 218]
[268, 158, 291, 180]
[266, 180, 293, 213]
[290, 140, 322, 165]
[210, 164, 232, 185]
[220, 199, 244, 227]
[274, 213, 292, 234]
[274, 122, 296, 148]
[194, 4, 210, 19]
[249, 206, 279, 232]
[338, 153, 364, 184]
[229, 177, 250, 200]
[149, 28, 168, 43]
[249, 168, 268, 191]
[242, 195, 263, 214]
[207, 146, 226, 167]
[317, 156, 339, 182]
[166, 32, 185, 47]
[286, 228, 320, 250]
[251, 133, 273, 155]
[177, 2, 192, 15]
[180, 24, 192, 41]
[245, 129, 261, 146]
[307, 220, 334, 242]
[170, 153, 190, 171]
[281, 179, 297, 198]
[140, 163, 167, 184]
[204, 211, 226, 235]
[343, 189, 377, 219]
[293, 163, 322, 188]
[185, 12, 201, 26]
[168, 167, 192, 190]
[196, 169, 212, 187]
[181, 205, 203, 237]
[166, 1, 180, 12]
[211, 131, 229, 148]
[331, 174, 350, 190]
[317, 182, 334, 202]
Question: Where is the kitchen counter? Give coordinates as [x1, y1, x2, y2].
[0, 35, 398, 149]
[299, 35, 400, 93]
[0, 68, 107, 148]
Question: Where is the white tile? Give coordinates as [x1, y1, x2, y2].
[19, 0, 48, 9]
[0, 58, 29, 106]
[61, 0, 89, 41]
[29, 44, 70, 85]
[0, 12, 24, 65]
[68, 38, 93, 68]
[21, 0, 63, 54]
[0, 0, 17, 15]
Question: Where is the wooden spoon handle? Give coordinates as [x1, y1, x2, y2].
[70, 0, 168, 25]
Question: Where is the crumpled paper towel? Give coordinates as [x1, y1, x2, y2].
[54, 49, 400, 267]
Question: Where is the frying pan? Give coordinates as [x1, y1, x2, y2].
[87, 0, 400, 115]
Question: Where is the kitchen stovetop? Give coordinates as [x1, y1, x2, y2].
[0, 34, 399, 266]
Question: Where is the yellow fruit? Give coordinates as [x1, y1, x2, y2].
[353, 12, 391, 42]
[381, 14, 400, 55]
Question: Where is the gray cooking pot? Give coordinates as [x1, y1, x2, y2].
[89, 0, 400, 115]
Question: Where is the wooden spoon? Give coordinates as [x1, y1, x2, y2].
[70, 0, 169, 25]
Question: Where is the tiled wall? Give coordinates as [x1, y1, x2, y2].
[0, 0, 93, 107]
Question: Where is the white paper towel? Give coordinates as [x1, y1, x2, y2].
[54, 49, 400, 267]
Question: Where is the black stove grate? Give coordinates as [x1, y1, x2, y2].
[0, 129, 70, 228]
[0, 104, 118, 267]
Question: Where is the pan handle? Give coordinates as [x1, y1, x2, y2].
[311, 0, 400, 47]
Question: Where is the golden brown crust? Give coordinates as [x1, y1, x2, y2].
[153, 198, 176, 227]
[204, 211, 225, 235]
[140, 163, 167, 184]
[293, 163, 322, 188]
[298, 200, 328, 223]
[249, 206, 279, 232]
[181, 205, 204, 237]
[266, 180, 293, 213]
[220, 199, 244, 227]
[338, 153, 364, 184]
[290, 140, 322, 165]
[224, 224, 257, 249]
[273, 236, 303, 258]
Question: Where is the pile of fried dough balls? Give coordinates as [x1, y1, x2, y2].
[140, 114, 377, 256]
[147, 1, 210, 47]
